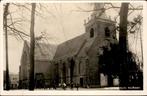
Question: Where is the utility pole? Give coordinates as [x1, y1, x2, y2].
[119, 3, 129, 89]
[29, 3, 36, 90]
[4, 3, 10, 90]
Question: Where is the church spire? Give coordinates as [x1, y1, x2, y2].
[91, 3, 107, 19]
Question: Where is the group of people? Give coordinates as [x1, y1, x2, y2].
[51, 82, 80, 90]
[58, 82, 67, 90]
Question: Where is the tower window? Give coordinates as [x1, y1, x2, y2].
[105, 27, 110, 37]
[90, 28, 94, 38]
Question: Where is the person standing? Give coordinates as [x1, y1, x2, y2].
[62, 82, 66, 90]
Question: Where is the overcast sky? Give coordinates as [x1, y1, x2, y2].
[3, 3, 143, 74]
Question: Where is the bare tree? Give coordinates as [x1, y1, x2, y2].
[29, 3, 36, 90]
[3, 3, 10, 90]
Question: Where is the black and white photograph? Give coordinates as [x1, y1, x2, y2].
[2, 1, 144, 92]
[1, 95, 147, 96]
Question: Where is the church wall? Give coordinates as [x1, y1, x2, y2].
[58, 62, 63, 84]
[79, 58, 87, 87]
[85, 21, 98, 39]
[88, 55, 100, 87]
[73, 59, 80, 85]
[34, 60, 51, 79]
[97, 21, 116, 39]
[55, 59, 70, 85]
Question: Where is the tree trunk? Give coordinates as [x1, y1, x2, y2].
[119, 3, 129, 89]
[29, 3, 36, 90]
[4, 3, 10, 90]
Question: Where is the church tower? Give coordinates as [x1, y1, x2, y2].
[84, 3, 116, 42]
[83, 3, 117, 87]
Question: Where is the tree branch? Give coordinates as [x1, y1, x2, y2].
[73, 3, 142, 13]
[7, 26, 30, 37]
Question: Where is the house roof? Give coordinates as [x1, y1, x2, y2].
[23, 40, 57, 61]
[54, 34, 87, 60]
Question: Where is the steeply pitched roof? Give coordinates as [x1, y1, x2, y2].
[77, 37, 95, 57]
[54, 34, 86, 60]
[23, 40, 57, 61]
[53, 34, 117, 61]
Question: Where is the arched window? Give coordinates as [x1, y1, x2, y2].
[105, 27, 110, 37]
[90, 28, 94, 38]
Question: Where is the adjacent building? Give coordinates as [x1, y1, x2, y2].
[19, 41, 57, 88]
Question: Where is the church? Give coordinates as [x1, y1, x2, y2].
[51, 3, 118, 88]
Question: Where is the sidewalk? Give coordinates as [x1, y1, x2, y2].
[34, 87, 120, 90]
[7, 87, 120, 91]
